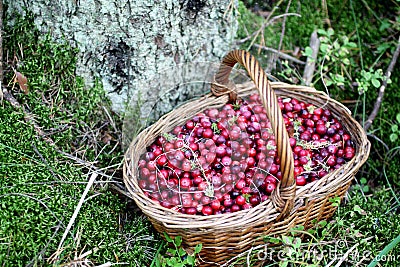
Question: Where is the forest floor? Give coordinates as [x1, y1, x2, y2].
[1, 1, 400, 266]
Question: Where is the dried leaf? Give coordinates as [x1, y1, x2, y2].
[15, 72, 28, 94]
[101, 132, 113, 144]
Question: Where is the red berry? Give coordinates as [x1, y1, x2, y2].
[202, 206, 213, 215]
[296, 175, 307, 186]
[210, 200, 221, 210]
[265, 183, 276, 194]
[316, 124, 327, 135]
[235, 195, 246, 205]
[235, 179, 246, 190]
[186, 207, 197, 215]
[249, 195, 261, 206]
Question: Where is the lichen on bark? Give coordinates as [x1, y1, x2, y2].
[5, 0, 238, 112]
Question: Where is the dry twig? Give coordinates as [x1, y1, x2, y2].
[364, 36, 400, 131]
[57, 172, 99, 252]
[235, 12, 301, 45]
[270, 0, 292, 72]
[252, 43, 305, 65]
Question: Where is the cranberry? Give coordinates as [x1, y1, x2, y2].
[179, 177, 192, 189]
[145, 152, 155, 161]
[223, 198, 233, 207]
[210, 199, 221, 210]
[316, 124, 327, 135]
[202, 206, 213, 215]
[235, 179, 246, 190]
[265, 183, 276, 194]
[235, 195, 246, 206]
[249, 195, 261, 206]
[326, 155, 337, 167]
[296, 176, 307, 186]
[186, 207, 197, 215]
[231, 204, 241, 212]
[242, 203, 253, 210]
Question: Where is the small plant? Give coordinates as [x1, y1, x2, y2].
[355, 68, 389, 95]
[353, 177, 371, 193]
[313, 28, 358, 89]
[389, 113, 400, 142]
[152, 234, 202, 267]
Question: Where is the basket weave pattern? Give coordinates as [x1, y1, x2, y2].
[123, 50, 370, 265]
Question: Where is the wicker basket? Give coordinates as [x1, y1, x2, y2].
[123, 50, 370, 265]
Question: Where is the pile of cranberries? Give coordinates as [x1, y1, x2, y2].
[137, 93, 355, 216]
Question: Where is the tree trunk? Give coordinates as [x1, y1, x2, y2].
[5, 0, 238, 111]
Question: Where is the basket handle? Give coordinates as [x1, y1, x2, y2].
[211, 50, 296, 217]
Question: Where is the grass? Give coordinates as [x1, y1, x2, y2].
[1, 0, 400, 266]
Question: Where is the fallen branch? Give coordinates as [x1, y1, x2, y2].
[303, 30, 320, 86]
[364, 36, 400, 131]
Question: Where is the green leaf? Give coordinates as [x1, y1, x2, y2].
[166, 258, 174, 266]
[303, 46, 313, 57]
[322, 228, 328, 236]
[347, 42, 357, 48]
[379, 19, 391, 32]
[363, 185, 370, 193]
[333, 40, 340, 50]
[327, 28, 335, 37]
[371, 78, 380, 88]
[342, 58, 350, 65]
[186, 255, 195, 265]
[292, 225, 305, 231]
[320, 43, 329, 53]
[360, 177, 367, 184]
[317, 29, 327, 36]
[167, 248, 177, 256]
[325, 79, 333, 86]
[307, 229, 316, 234]
[293, 237, 302, 249]
[339, 47, 349, 57]
[364, 72, 372, 80]
[377, 43, 391, 53]
[318, 220, 327, 228]
[265, 236, 281, 244]
[164, 233, 173, 243]
[289, 225, 305, 236]
[389, 133, 398, 142]
[330, 196, 341, 207]
[396, 113, 400, 124]
[282, 236, 293, 245]
[194, 243, 202, 254]
[175, 236, 182, 247]
[178, 247, 186, 257]
[391, 124, 399, 132]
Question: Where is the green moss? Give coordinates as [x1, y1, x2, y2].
[1, 9, 158, 266]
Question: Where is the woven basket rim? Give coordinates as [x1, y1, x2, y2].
[123, 80, 370, 230]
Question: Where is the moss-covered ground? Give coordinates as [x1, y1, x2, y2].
[1, 1, 399, 266]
